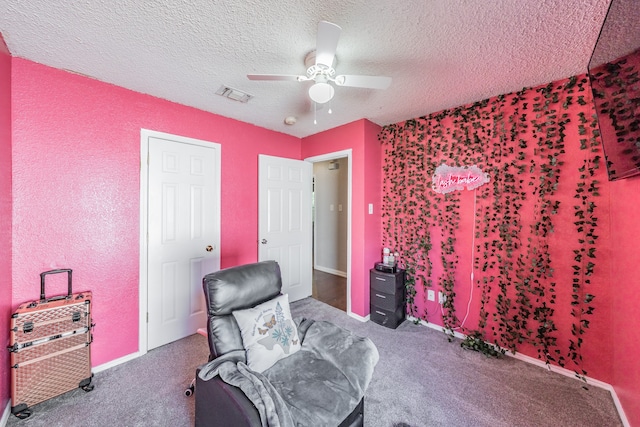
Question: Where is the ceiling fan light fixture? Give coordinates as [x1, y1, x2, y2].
[308, 82, 335, 104]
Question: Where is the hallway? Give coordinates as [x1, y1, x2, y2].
[312, 269, 346, 312]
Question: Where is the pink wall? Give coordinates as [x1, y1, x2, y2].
[10, 58, 301, 368]
[0, 33, 12, 407]
[301, 119, 382, 317]
[610, 176, 640, 426]
[380, 75, 615, 384]
[362, 120, 383, 310]
[593, 47, 640, 424]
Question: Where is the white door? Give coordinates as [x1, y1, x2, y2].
[147, 135, 220, 350]
[258, 155, 312, 301]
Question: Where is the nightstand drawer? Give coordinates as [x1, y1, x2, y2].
[371, 290, 402, 311]
[370, 304, 405, 329]
[370, 270, 404, 294]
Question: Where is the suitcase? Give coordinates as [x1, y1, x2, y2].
[8, 269, 94, 419]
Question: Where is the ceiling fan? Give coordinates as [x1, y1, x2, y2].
[247, 21, 392, 105]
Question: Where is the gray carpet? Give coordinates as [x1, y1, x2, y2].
[7, 297, 622, 427]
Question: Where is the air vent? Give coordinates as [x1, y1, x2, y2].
[215, 85, 253, 103]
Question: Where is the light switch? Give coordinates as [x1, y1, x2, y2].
[338, 204, 343, 212]
[330, 204, 335, 211]
[368, 203, 373, 214]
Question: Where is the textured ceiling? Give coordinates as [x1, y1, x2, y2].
[0, 0, 613, 138]
[589, 0, 640, 67]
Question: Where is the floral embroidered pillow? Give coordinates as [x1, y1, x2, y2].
[232, 294, 301, 373]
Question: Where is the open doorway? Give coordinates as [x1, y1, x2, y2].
[312, 156, 349, 312]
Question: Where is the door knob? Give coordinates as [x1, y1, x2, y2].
[206, 245, 213, 252]
[261, 239, 267, 244]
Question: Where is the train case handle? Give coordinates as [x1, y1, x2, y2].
[39, 269, 73, 301]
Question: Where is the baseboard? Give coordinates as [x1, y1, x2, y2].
[314, 265, 347, 278]
[406, 316, 630, 426]
[1, 400, 10, 427]
[510, 352, 630, 426]
[92, 350, 143, 374]
[611, 390, 631, 427]
[508, 351, 603, 387]
[348, 311, 369, 322]
[407, 315, 466, 340]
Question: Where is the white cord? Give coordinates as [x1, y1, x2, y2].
[441, 188, 476, 330]
[457, 188, 476, 329]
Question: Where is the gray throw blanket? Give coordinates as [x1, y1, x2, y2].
[198, 319, 379, 427]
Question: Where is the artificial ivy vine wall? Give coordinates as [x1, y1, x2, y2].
[589, 47, 640, 180]
[379, 74, 605, 379]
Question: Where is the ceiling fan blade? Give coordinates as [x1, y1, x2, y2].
[247, 74, 303, 82]
[315, 21, 341, 68]
[334, 75, 392, 89]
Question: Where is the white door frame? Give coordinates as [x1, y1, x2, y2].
[139, 129, 221, 356]
[304, 149, 353, 314]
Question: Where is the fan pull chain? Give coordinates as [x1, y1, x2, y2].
[314, 102, 317, 125]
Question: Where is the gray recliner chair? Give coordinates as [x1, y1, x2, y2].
[195, 260, 379, 427]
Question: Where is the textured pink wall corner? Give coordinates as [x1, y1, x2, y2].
[362, 120, 383, 311]
[302, 120, 381, 317]
[610, 176, 640, 426]
[0, 33, 13, 406]
[10, 58, 300, 367]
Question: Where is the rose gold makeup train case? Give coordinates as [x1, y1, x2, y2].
[8, 269, 94, 419]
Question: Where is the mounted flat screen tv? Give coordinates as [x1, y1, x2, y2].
[588, 0, 640, 181]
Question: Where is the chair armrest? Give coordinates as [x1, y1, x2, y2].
[197, 350, 246, 381]
[195, 366, 261, 427]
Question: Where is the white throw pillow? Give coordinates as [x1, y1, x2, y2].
[232, 294, 301, 373]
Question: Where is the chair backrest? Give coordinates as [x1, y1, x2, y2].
[202, 260, 282, 359]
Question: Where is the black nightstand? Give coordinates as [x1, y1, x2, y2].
[370, 268, 405, 329]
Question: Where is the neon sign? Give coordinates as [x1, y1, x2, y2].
[431, 164, 490, 194]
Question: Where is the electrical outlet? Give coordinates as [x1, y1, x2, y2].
[438, 291, 446, 304]
[427, 290, 435, 301]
